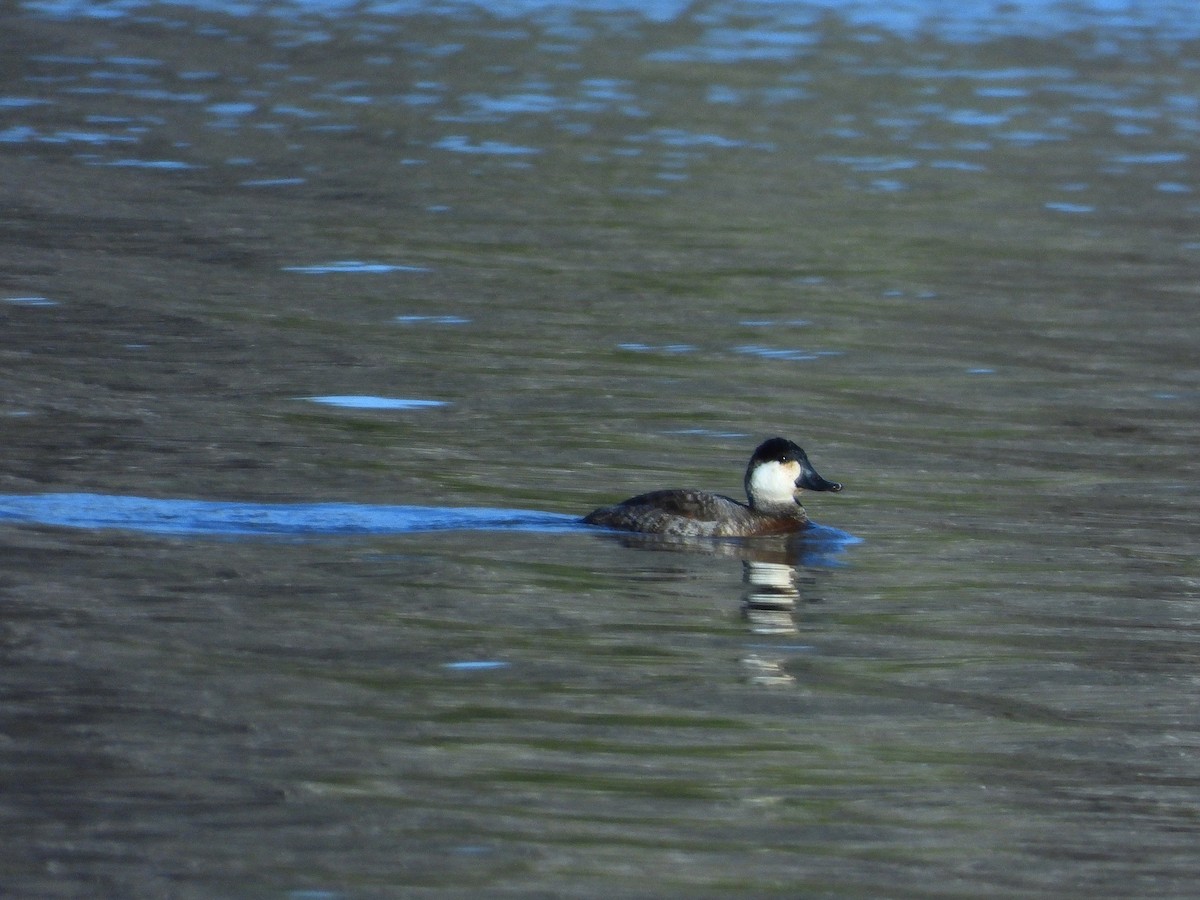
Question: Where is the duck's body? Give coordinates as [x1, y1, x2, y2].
[583, 437, 842, 538]
[583, 488, 804, 538]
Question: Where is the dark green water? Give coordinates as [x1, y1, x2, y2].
[1, 1, 1198, 895]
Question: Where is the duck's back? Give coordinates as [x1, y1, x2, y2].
[583, 489, 777, 537]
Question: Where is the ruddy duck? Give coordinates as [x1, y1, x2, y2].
[583, 437, 842, 537]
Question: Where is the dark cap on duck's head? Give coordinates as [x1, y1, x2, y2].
[750, 437, 805, 466]
[748, 437, 843, 494]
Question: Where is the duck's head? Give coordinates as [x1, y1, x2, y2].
[744, 437, 842, 511]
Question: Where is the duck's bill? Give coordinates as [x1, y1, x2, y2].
[797, 467, 843, 492]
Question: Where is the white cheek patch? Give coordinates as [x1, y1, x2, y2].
[748, 460, 799, 506]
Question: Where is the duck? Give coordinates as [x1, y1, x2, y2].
[582, 437, 842, 537]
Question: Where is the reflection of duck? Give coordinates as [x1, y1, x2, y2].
[583, 437, 842, 538]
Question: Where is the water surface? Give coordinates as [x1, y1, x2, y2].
[1, 0, 1198, 895]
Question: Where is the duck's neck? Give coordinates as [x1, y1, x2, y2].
[749, 496, 808, 521]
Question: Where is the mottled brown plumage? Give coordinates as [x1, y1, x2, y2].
[583, 437, 842, 537]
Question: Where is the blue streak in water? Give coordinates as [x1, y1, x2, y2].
[282, 260, 430, 274]
[444, 661, 510, 670]
[0, 495, 861, 568]
[432, 135, 541, 155]
[304, 395, 447, 409]
[21, 1, 1200, 42]
[0, 494, 582, 537]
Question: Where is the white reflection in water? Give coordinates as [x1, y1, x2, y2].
[742, 560, 801, 635]
[590, 528, 859, 683]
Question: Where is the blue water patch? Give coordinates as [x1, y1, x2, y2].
[443, 661, 510, 671]
[0, 494, 860, 568]
[733, 346, 843, 361]
[282, 260, 430, 274]
[631, 127, 749, 149]
[943, 109, 1010, 127]
[617, 342, 696, 354]
[394, 315, 470, 324]
[456, 91, 567, 117]
[93, 158, 202, 170]
[929, 160, 986, 172]
[432, 135, 541, 155]
[271, 104, 324, 119]
[23, 1, 1200, 41]
[1000, 130, 1067, 145]
[303, 396, 447, 409]
[1112, 151, 1188, 165]
[1044, 201, 1094, 213]
[645, 26, 818, 64]
[0, 97, 51, 108]
[29, 54, 98, 64]
[241, 177, 307, 187]
[819, 155, 919, 172]
[103, 55, 160, 67]
[58, 130, 138, 145]
[0, 126, 141, 146]
[207, 102, 256, 116]
[0, 493, 583, 537]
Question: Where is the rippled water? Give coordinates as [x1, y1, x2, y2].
[2, 0, 1199, 895]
